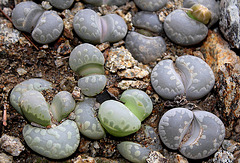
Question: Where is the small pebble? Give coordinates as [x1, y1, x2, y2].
[146, 151, 168, 163]
[0, 153, 13, 163]
[0, 134, 25, 156]
[16, 68, 27, 76]
[72, 86, 84, 101]
[117, 80, 149, 90]
[213, 149, 234, 163]
[72, 155, 96, 163]
[41, 1, 52, 10]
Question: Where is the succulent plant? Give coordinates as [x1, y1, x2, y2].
[69, 43, 107, 96]
[50, 91, 76, 122]
[132, 11, 163, 33]
[98, 100, 141, 137]
[164, 9, 208, 46]
[83, 0, 127, 6]
[158, 107, 225, 159]
[98, 89, 153, 137]
[11, 1, 44, 33]
[78, 75, 107, 97]
[69, 43, 104, 76]
[134, 0, 167, 12]
[10, 79, 80, 159]
[32, 10, 64, 44]
[125, 31, 166, 64]
[23, 120, 80, 159]
[11, 1, 64, 44]
[117, 141, 151, 163]
[151, 55, 215, 100]
[20, 90, 52, 126]
[186, 4, 212, 25]
[75, 98, 106, 139]
[47, 0, 74, 10]
[183, 0, 220, 27]
[10, 78, 52, 115]
[120, 89, 153, 122]
[73, 9, 127, 44]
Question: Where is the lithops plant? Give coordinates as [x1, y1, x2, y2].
[134, 0, 167, 12]
[10, 78, 52, 115]
[50, 91, 76, 122]
[11, 1, 64, 44]
[186, 4, 212, 25]
[183, 0, 220, 27]
[120, 89, 153, 122]
[125, 31, 166, 64]
[47, 0, 74, 10]
[98, 100, 141, 137]
[10, 79, 80, 159]
[73, 9, 127, 44]
[75, 98, 106, 139]
[23, 120, 80, 159]
[158, 107, 225, 159]
[11, 1, 44, 33]
[20, 90, 52, 126]
[77, 75, 107, 97]
[164, 9, 208, 46]
[117, 141, 151, 163]
[32, 10, 64, 44]
[132, 11, 163, 33]
[151, 55, 215, 100]
[98, 89, 153, 137]
[69, 43, 107, 96]
[83, 0, 127, 6]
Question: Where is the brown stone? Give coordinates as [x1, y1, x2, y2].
[200, 30, 240, 140]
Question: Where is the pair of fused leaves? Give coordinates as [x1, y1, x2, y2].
[98, 89, 153, 137]
[73, 9, 127, 44]
[11, 1, 63, 44]
[159, 107, 225, 159]
[69, 43, 107, 97]
[151, 55, 215, 100]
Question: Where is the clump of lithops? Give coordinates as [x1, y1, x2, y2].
[158, 107, 225, 159]
[11, 1, 63, 44]
[75, 98, 106, 139]
[151, 55, 215, 100]
[73, 9, 127, 44]
[47, 0, 74, 10]
[125, 31, 166, 64]
[117, 141, 151, 163]
[98, 89, 153, 137]
[69, 43, 107, 96]
[132, 11, 163, 34]
[183, 0, 220, 27]
[134, 0, 167, 12]
[10, 79, 80, 159]
[83, 0, 127, 6]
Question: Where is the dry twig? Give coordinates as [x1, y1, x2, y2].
[3, 103, 7, 126]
